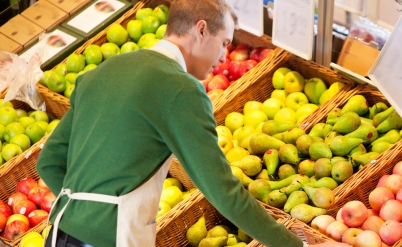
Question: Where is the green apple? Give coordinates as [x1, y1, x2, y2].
[64, 84, 75, 99]
[83, 64, 97, 71]
[65, 73, 78, 85]
[46, 119, 60, 135]
[83, 44, 103, 65]
[319, 82, 346, 105]
[35, 121, 49, 132]
[0, 99, 14, 108]
[155, 24, 167, 39]
[29, 111, 49, 123]
[137, 33, 156, 48]
[304, 78, 327, 104]
[15, 109, 28, 118]
[243, 101, 263, 115]
[77, 70, 87, 77]
[165, 178, 183, 191]
[285, 92, 309, 111]
[120, 42, 139, 54]
[283, 71, 305, 93]
[66, 54, 85, 73]
[152, 5, 169, 25]
[10, 133, 31, 151]
[54, 64, 68, 76]
[47, 72, 66, 93]
[18, 117, 36, 128]
[100, 43, 120, 60]
[47, 112, 57, 122]
[274, 108, 297, 123]
[141, 16, 160, 34]
[136, 7, 153, 20]
[224, 112, 244, 133]
[160, 186, 183, 208]
[0, 124, 5, 141]
[25, 123, 45, 144]
[126, 20, 143, 42]
[106, 24, 128, 46]
[236, 125, 257, 145]
[143, 39, 160, 49]
[262, 98, 284, 120]
[39, 71, 53, 86]
[256, 121, 265, 133]
[296, 103, 319, 123]
[243, 110, 268, 128]
[0, 106, 18, 126]
[1, 143, 22, 161]
[156, 201, 171, 220]
[4, 122, 25, 143]
[271, 89, 289, 104]
[272, 67, 291, 89]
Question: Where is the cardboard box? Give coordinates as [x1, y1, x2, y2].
[61, 0, 132, 40]
[18, 26, 85, 71]
[0, 15, 45, 48]
[45, 0, 94, 16]
[337, 37, 380, 77]
[21, 0, 69, 31]
[0, 33, 23, 54]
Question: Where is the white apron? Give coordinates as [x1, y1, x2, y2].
[45, 154, 174, 247]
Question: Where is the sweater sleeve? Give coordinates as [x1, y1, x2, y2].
[161, 85, 303, 247]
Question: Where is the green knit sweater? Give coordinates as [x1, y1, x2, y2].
[36, 49, 303, 247]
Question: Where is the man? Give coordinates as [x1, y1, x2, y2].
[37, 0, 351, 246]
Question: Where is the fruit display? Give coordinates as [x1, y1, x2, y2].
[39, 4, 170, 99]
[0, 177, 54, 241]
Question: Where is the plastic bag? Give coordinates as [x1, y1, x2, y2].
[349, 16, 391, 50]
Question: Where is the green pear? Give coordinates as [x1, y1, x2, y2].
[313, 158, 332, 179]
[327, 108, 342, 120]
[326, 117, 338, 126]
[230, 166, 254, 188]
[255, 169, 270, 180]
[267, 190, 287, 208]
[290, 204, 327, 223]
[310, 176, 317, 183]
[186, 215, 208, 246]
[351, 152, 380, 167]
[348, 144, 367, 157]
[302, 185, 335, 209]
[308, 123, 333, 139]
[309, 141, 332, 161]
[248, 133, 286, 155]
[261, 120, 297, 136]
[278, 144, 300, 165]
[231, 155, 262, 177]
[237, 229, 253, 243]
[376, 110, 402, 134]
[207, 225, 229, 238]
[324, 131, 341, 146]
[345, 123, 378, 144]
[373, 106, 394, 127]
[329, 136, 363, 156]
[248, 179, 271, 204]
[369, 102, 389, 119]
[304, 177, 338, 190]
[226, 234, 240, 246]
[370, 141, 393, 153]
[332, 112, 361, 134]
[330, 156, 347, 166]
[267, 174, 305, 190]
[331, 160, 354, 183]
[341, 95, 369, 116]
[278, 164, 297, 180]
[199, 236, 228, 247]
[371, 129, 401, 146]
[272, 128, 305, 145]
[283, 190, 309, 213]
[226, 242, 247, 247]
[296, 134, 316, 156]
[360, 117, 373, 126]
[297, 159, 315, 177]
[282, 174, 310, 195]
[263, 149, 280, 177]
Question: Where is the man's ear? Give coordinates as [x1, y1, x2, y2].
[196, 20, 208, 39]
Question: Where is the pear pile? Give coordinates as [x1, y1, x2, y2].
[186, 215, 252, 247]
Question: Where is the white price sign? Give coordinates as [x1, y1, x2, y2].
[272, 0, 315, 60]
[335, 0, 367, 15]
[226, 0, 263, 37]
[369, 15, 402, 118]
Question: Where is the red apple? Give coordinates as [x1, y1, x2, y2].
[7, 191, 28, 209]
[257, 48, 273, 62]
[200, 72, 214, 92]
[37, 178, 48, 189]
[311, 215, 336, 234]
[207, 89, 224, 102]
[379, 220, 402, 245]
[16, 177, 38, 196]
[207, 74, 230, 92]
[0, 204, 12, 218]
[367, 209, 379, 217]
[0, 200, 5, 205]
[228, 60, 246, 81]
[13, 199, 37, 217]
[229, 46, 249, 61]
[377, 175, 390, 188]
[396, 188, 402, 203]
[379, 199, 402, 221]
[28, 186, 51, 207]
[361, 216, 385, 234]
[213, 59, 230, 77]
[342, 201, 368, 227]
[227, 43, 233, 52]
[342, 228, 363, 246]
[0, 213, 6, 233]
[393, 161, 402, 176]
[326, 221, 349, 242]
[336, 208, 344, 222]
[6, 214, 29, 226]
[2, 220, 29, 240]
[384, 174, 402, 195]
[242, 59, 258, 76]
[369, 187, 395, 212]
[250, 47, 266, 61]
[28, 209, 48, 228]
[355, 230, 382, 247]
[40, 193, 56, 212]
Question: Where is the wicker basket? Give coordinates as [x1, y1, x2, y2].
[156, 189, 291, 247]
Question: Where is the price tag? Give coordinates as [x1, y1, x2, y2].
[334, 0, 367, 15]
[226, 0, 263, 37]
[369, 15, 402, 117]
[272, 0, 315, 60]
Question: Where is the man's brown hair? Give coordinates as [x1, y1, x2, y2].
[165, 0, 238, 37]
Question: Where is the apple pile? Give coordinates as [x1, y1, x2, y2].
[311, 161, 402, 247]
[39, 5, 169, 98]
[201, 44, 273, 101]
[0, 101, 60, 166]
[0, 177, 56, 241]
